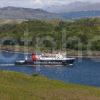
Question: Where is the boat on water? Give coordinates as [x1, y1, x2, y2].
[15, 53, 75, 66]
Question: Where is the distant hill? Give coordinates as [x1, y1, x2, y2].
[0, 6, 100, 20]
[61, 11, 100, 19]
[46, 1, 100, 13]
[0, 6, 61, 20]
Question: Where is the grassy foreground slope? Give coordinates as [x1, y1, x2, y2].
[0, 71, 100, 100]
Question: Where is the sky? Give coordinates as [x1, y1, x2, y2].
[0, 0, 100, 8]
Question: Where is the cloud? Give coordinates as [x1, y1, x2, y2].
[30, 0, 66, 8]
[30, 0, 100, 7]
[0, 0, 99, 8]
[0, 0, 71, 8]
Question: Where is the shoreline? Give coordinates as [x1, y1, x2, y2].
[0, 45, 100, 59]
[0, 48, 100, 59]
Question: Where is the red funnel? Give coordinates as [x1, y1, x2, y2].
[32, 53, 37, 61]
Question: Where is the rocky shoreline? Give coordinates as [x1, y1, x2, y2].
[0, 49, 100, 59]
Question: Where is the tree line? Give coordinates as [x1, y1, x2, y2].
[0, 18, 100, 51]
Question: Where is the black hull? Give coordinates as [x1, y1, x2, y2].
[15, 59, 75, 66]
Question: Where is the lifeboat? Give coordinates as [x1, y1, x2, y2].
[15, 53, 75, 66]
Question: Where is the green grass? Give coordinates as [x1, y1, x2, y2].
[0, 71, 100, 100]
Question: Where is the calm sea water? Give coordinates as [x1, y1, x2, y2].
[0, 51, 100, 87]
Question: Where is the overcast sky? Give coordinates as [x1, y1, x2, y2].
[0, 0, 100, 8]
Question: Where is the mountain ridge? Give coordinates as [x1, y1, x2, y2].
[46, 1, 100, 13]
[0, 6, 61, 20]
[0, 6, 100, 20]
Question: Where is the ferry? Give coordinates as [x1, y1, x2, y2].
[15, 53, 75, 66]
